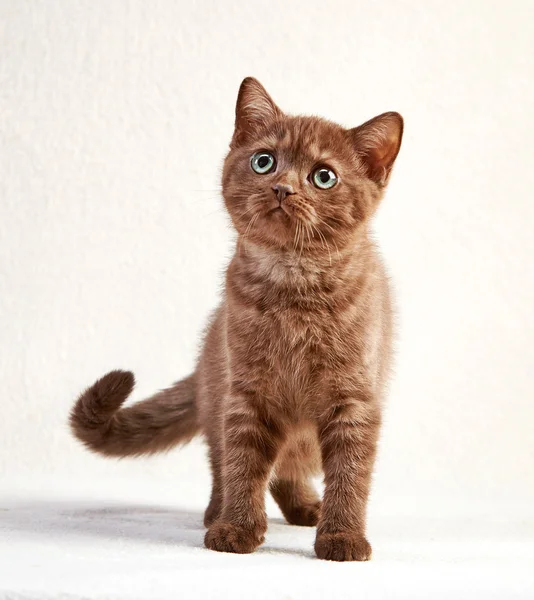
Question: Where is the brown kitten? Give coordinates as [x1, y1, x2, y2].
[70, 77, 403, 561]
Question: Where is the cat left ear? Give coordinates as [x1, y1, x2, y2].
[348, 112, 404, 185]
[232, 77, 282, 147]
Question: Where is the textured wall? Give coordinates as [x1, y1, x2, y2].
[1, 0, 533, 515]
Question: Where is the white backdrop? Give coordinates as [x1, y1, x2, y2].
[1, 0, 533, 521]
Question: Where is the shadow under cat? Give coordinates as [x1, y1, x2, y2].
[0, 499, 318, 558]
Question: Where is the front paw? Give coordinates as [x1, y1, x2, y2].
[204, 522, 264, 554]
[315, 532, 372, 562]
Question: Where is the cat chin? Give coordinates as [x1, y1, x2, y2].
[263, 221, 304, 247]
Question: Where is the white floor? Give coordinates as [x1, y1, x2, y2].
[1, 479, 533, 600]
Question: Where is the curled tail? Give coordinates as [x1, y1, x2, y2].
[70, 370, 200, 457]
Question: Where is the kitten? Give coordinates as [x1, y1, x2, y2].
[70, 77, 403, 561]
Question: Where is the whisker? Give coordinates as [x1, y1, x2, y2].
[194, 196, 222, 203]
[318, 220, 341, 262]
[313, 224, 331, 266]
[243, 211, 260, 241]
[305, 223, 312, 246]
[240, 204, 260, 218]
[202, 207, 226, 218]
[332, 239, 341, 261]
[320, 221, 337, 235]
[293, 216, 308, 259]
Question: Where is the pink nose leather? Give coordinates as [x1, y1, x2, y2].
[272, 183, 295, 202]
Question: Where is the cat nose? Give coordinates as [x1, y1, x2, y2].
[272, 183, 295, 203]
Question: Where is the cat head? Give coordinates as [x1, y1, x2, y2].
[222, 78, 403, 255]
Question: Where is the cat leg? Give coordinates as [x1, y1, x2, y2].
[204, 396, 284, 554]
[203, 442, 224, 527]
[270, 477, 321, 527]
[314, 397, 381, 561]
[270, 433, 322, 526]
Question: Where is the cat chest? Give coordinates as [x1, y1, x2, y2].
[235, 307, 347, 376]
[227, 303, 371, 416]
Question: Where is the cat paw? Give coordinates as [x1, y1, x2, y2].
[204, 522, 264, 554]
[314, 533, 372, 562]
[284, 501, 322, 527]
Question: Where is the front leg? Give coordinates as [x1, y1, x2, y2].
[204, 392, 283, 554]
[315, 397, 381, 561]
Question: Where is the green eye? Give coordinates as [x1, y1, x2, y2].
[251, 152, 276, 174]
[312, 168, 338, 189]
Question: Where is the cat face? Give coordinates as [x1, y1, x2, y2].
[222, 78, 403, 254]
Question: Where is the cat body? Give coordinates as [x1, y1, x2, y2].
[70, 78, 403, 561]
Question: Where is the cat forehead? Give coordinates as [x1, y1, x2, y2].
[257, 116, 352, 163]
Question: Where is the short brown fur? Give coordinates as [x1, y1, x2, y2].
[70, 77, 403, 561]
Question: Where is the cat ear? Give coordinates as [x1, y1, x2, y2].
[348, 112, 404, 185]
[232, 77, 282, 147]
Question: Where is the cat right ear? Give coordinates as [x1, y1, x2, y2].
[231, 78, 282, 147]
[348, 112, 404, 186]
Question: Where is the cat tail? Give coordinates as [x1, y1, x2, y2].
[69, 370, 200, 457]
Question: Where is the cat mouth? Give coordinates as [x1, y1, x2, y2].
[267, 205, 291, 219]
